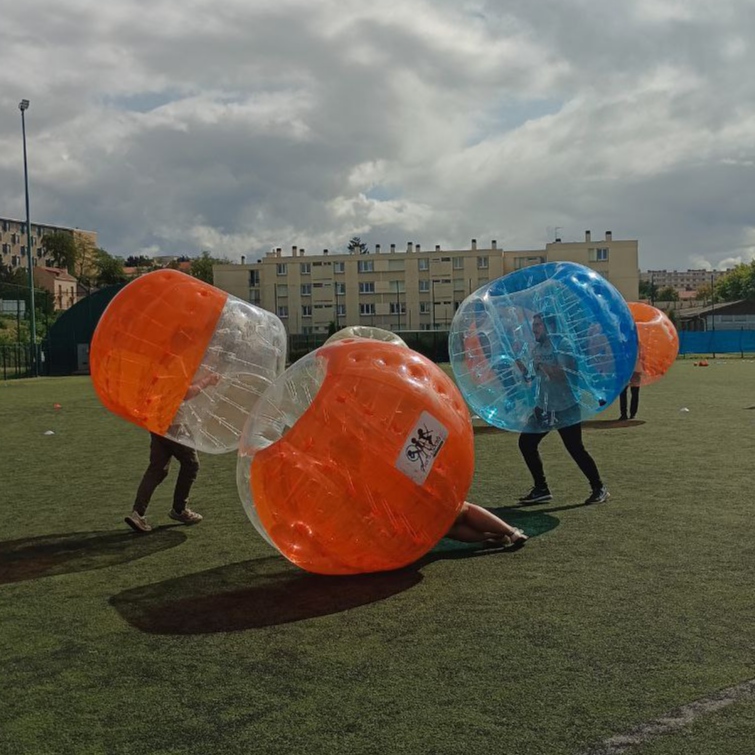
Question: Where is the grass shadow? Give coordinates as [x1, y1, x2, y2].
[109, 556, 424, 634]
[583, 418, 645, 430]
[110, 509, 560, 635]
[0, 529, 187, 585]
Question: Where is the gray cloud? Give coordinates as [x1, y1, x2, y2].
[1, 0, 754, 270]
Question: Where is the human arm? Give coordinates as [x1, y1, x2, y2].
[183, 372, 221, 400]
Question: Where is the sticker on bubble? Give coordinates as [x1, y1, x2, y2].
[396, 411, 448, 485]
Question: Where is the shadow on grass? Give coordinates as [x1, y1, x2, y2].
[0, 529, 187, 585]
[473, 419, 644, 435]
[109, 509, 560, 635]
[583, 418, 645, 430]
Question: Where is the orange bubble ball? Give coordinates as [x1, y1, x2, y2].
[238, 340, 475, 575]
[91, 270, 226, 434]
[628, 302, 679, 386]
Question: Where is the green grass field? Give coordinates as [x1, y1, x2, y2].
[2, 362, 754, 755]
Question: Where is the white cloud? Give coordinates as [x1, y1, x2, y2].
[0, 0, 754, 271]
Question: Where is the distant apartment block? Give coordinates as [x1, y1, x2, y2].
[640, 268, 726, 292]
[0, 216, 98, 271]
[214, 230, 639, 335]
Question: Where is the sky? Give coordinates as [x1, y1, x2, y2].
[0, 0, 754, 271]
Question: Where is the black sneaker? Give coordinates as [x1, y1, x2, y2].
[585, 486, 610, 504]
[518, 486, 553, 504]
[618, 415, 628, 421]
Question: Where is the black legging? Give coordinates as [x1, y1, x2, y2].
[518, 423, 602, 490]
[620, 386, 640, 418]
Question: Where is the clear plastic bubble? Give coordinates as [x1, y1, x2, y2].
[324, 325, 408, 348]
[91, 270, 287, 453]
[237, 339, 474, 575]
[449, 262, 638, 433]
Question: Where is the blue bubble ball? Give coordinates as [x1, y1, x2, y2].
[449, 261, 638, 432]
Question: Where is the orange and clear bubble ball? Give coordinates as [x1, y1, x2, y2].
[90, 269, 287, 452]
[236, 339, 475, 575]
[627, 302, 679, 386]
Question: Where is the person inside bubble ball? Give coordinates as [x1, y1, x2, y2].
[446, 502, 528, 547]
[516, 313, 610, 505]
[125, 372, 221, 533]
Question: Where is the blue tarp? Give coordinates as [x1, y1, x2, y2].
[678, 329, 755, 354]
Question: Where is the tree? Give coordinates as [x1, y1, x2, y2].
[41, 232, 77, 272]
[347, 236, 369, 255]
[189, 250, 228, 284]
[124, 255, 156, 269]
[72, 234, 100, 288]
[638, 279, 658, 302]
[656, 286, 679, 302]
[93, 249, 128, 286]
[714, 261, 755, 301]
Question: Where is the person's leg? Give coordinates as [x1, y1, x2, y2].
[557, 423, 602, 489]
[446, 502, 527, 544]
[518, 432, 548, 489]
[169, 441, 200, 514]
[619, 387, 628, 420]
[133, 433, 172, 516]
[630, 386, 640, 418]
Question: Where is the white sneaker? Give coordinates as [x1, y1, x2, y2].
[125, 510, 152, 533]
[169, 508, 203, 525]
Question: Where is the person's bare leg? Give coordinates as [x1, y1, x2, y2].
[446, 502, 527, 544]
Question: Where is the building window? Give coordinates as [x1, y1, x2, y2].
[357, 260, 374, 273]
[418, 280, 430, 293]
[276, 284, 288, 297]
[336, 304, 346, 317]
[418, 258, 429, 271]
[334, 261, 345, 273]
[419, 302, 431, 314]
[359, 282, 375, 294]
[453, 257, 464, 270]
[277, 306, 288, 318]
[454, 278, 465, 291]
[276, 263, 287, 275]
[390, 280, 405, 294]
[588, 248, 609, 262]
[335, 282, 346, 295]
[360, 303, 376, 316]
[249, 270, 260, 286]
[477, 256, 488, 269]
[302, 305, 312, 317]
[300, 262, 311, 274]
[301, 284, 312, 296]
[389, 302, 407, 315]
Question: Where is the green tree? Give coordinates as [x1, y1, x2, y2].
[714, 261, 755, 301]
[347, 236, 369, 255]
[638, 279, 658, 302]
[189, 250, 228, 284]
[41, 232, 77, 272]
[94, 249, 128, 286]
[656, 286, 679, 302]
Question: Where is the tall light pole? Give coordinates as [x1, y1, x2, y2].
[19, 99, 37, 376]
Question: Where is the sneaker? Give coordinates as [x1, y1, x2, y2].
[585, 486, 611, 504]
[169, 508, 203, 525]
[125, 510, 152, 533]
[518, 486, 553, 504]
[618, 414, 628, 421]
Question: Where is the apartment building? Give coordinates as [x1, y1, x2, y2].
[0, 216, 98, 271]
[213, 231, 638, 335]
[640, 269, 725, 292]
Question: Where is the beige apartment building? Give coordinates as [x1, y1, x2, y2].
[213, 230, 638, 335]
[639, 268, 725, 292]
[0, 216, 98, 272]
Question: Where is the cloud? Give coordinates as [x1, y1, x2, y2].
[0, 0, 754, 272]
